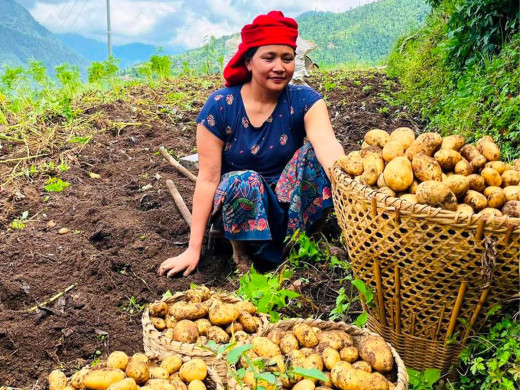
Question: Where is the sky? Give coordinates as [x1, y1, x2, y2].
[15, 0, 377, 50]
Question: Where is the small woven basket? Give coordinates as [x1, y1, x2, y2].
[142, 291, 268, 382]
[331, 164, 520, 375]
[228, 318, 408, 390]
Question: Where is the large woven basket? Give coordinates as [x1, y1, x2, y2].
[228, 318, 408, 390]
[331, 164, 520, 375]
[142, 291, 268, 382]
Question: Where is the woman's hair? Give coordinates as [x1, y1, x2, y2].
[243, 47, 259, 63]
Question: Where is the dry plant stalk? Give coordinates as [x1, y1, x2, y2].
[159, 146, 197, 182]
[165, 179, 192, 225]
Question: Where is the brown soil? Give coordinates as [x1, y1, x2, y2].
[0, 70, 422, 387]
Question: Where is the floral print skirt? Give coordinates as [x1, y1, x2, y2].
[211, 142, 332, 263]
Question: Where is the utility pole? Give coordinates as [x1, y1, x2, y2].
[106, 0, 112, 58]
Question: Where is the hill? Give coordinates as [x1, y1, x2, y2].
[0, 0, 88, 71]
[169, 0, 430, 72]
[57, 33, 184, 69]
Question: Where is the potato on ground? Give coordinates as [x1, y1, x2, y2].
[107, 351, 129, 370]
[160, 355, 183, 374]
[441, 135, 465, 151]
[49, 370, 68, 390]
[464, 190, 488, 212]
[412, 154, 443, 182]
[443, 175, 470, 199]
[434, 149, 462, 171]
[364, 129, 390, 148]
[225, 322, 244, 335]
[470, 154, 487, 171]
[82, 368, 126, 390]
[107, 378, 137, 390]
[252, 336, 282, 358]
[179, 359, 207, 382]
[359, 335, 394, 373]
[207, 325, 230, 343]
[460, 144, 482, 162]
[502, 201, 520, 217]
[416, 181, 458, 211]
[502, 170, 520, 186]
[331, 362, 389, 390]
[454, 159, 473, 176]
[477, 140, 500, 161]
[389, 127, 415, 149]
[172, 320, 199, 343]
[293, 323, 319, 348]
[208, 302, 239, 325]
[383, 157, 414, 192]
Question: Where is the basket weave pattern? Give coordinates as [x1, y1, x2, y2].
[331, 165, 519, 373]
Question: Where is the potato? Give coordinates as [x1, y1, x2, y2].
[389, 127, 415, 149]
[126, 360, 150, 385]
[383, 157, 414, 192]
[196, 336, 207, 345]
[334, 331, 354, 348]
[337, 153, 364, 176]
[415, 133, 442, 154]
[170, 378, 188, 390]
[317, 331, 344, 350]
[457, 204, 474, 215]
[441, 135, 465, 151]
[502, 201, 520, 218]
[107, 351, 129, 371]
[208, 302, 239, 325]
[332, 362, 389, 390]
[502, 170, 520, 187]
[323, 347, 341, 370]
[360, 146, 383, 159]
[443, 175, 470, 198]
[467, 174, 486, 192]
[503, 186, 520, 201]
[172, 320, 199, 343]
[149, 301, 168, 317]
[267, 328, 285, 345]
[194, 319, 211, 336]
[207, 325, 230, 343]
[300, 348, 315, 357]
[481, 167, 502, 187]
[160, 355, 183, 374]
[82, 369, 126, 390]
[280, 332, 300, 354]
[71, 368, 90, 388]
[169, 302, 208, 321]
[340, 346, 359, 363]
[454, 159, 473, 176]
[400, 194, 418, 203]
[185, 289, 206, 303]
[486, 189, 506, 209]
[416, 181, 458, 211]
[361, 155, 385, 186]
[237, 311, 258, 333]
[460, 144, 482, 162]
[49, 370, 68, 390]
[152, 317, 166, 331]
[365, 129, 390, 148]
[163, 328, 174, 339]
[359, 336, 394, 373]
[252, 336, 282, 358]
[361, 141, 370, 149]
[352, 361, 372, 373]
[434, 150, 462, 171]
[405, 143, 430, 161]
[293, 323, 319, 348]
[478, 208, 503, 218]
[409, 180, 419, 194]
[235, 300, 257, 314]
[293, 379, 316, 390]
[146, 379, 174, 390]
[382, 141, 404, 162]
[464, 190, 488, 211]
[188, 380, 206, 390]
[233, 330, 249, 342]
[107, 378, 137, 390]
[239, 348, 259, 369]
[165, 316, 177, 329]
[485, 161, 508, 174]
[225, 322, 244, 335]
[376, 173, 387, 188]
[265, 355, 285, 373]
[179, 359, 207, 382]
[319, 371, 333, 388]
[513, 159, 520, 171]
[304, 353, 325, 372]
[149, 367, 169, 379]
[412, 154, 442, 182]
[478, 141, 500, 161]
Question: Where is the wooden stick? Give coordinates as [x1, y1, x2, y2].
[374, 260, 387, 326]
[0, 154, 47, 164]
[28, 284, 76, 312]
[410, 312, 416, 336]
[445, 282, 467, 343]
[395, 264, 401, 334]
[504, 225, 513, 245]
[370, 197, 377, 218]
[462, 289, 489, 345]
[159, 146, 197, 182]
[166, 179, 192, 225]
[475, 219, 486, 241]
[433, 304, 446, 340]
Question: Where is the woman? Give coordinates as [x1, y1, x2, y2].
[159, 11, 344, 277]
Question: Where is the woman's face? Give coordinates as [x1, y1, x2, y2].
[246, 45, 295, 91]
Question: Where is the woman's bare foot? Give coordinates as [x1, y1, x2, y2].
[232, 254, 253, 275]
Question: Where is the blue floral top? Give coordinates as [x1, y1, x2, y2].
[196, 84, 322, 184]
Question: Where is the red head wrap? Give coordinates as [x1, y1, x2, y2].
[223, 10, 298, 87]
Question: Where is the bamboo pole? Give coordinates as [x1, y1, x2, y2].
[445, 282, 467, 343]
[374, 260, 387, 326]
[433, 304, 446, 340]
[166, 179, 192, 225]
[159, 146, 197, 182]
[28, 284, 76, 312]
[462, 289, 489, 345]
[410, 313, 416, 336]
[395, 264, 401, 334]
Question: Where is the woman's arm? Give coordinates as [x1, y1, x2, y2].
[304, 99, 345, 178]
[158, 124, 223, 277]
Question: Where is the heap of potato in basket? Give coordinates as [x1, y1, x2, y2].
[337, 128, 520, 217]
[149, 285, 262, 344]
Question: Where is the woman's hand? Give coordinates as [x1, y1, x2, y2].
[158, 247, 200, 277]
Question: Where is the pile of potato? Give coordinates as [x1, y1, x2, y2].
[148, 286, 262, 345]
[48, 352, 210, 390]
[337, 128, 520, 218]
[237, 323, 396, 390]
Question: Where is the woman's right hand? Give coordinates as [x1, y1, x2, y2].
[158, 247, 200, 277]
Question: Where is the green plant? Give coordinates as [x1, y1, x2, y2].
[120, 296, 145, 316]
[286, 230, 322, 266]
[329, 278, 374, 327]
[408, 368, 441, 389]
[238, 266, 300, 322]
[44, 177, 70, 192]
[10, 210, 29, 230]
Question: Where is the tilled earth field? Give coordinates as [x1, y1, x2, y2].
[0, 70, 422, 387]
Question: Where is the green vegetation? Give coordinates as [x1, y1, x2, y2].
[408, 368, 441, 389]
[388, 0, 520, 159]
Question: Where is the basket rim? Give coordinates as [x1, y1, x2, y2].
[332, 165, 520, 232]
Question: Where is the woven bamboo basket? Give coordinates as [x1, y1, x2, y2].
[331, 164, 520, 375]
[228, 318, 408, 390]
[142, 291, 268, 382]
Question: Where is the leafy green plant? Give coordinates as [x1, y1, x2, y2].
[238, 266, 300, 322]
[286, 230, 323, 266]
[10, 210, 29, 230]
[408, 368, 441, 389]
[120, 296, 145, 316]
[330, 278, 374, 327]
[44, 177, 71, 192]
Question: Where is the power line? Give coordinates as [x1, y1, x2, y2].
[66, 0, 89, 34]
[56, 0, 80, 33]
